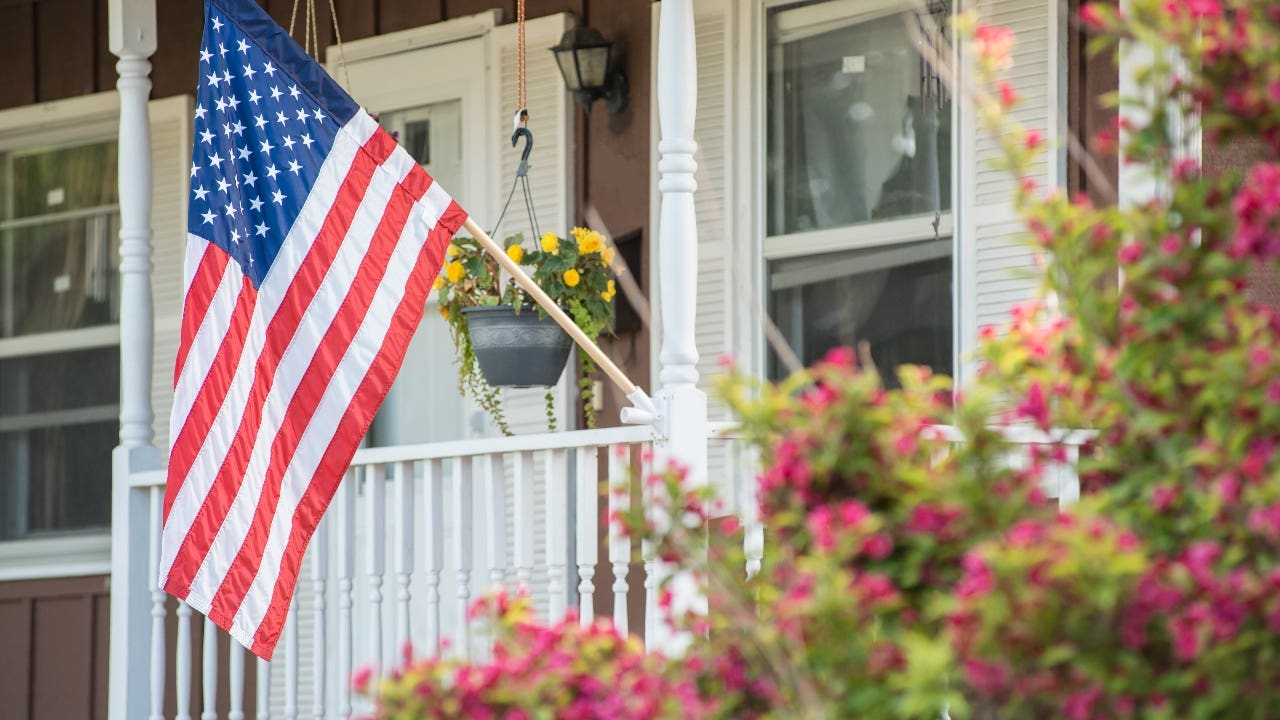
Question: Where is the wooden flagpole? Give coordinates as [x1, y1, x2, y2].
[460, 217, 657, 422]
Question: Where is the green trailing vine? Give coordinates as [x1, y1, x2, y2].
[435, 228, 617, 434]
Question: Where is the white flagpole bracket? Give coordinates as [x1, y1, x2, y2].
[459, 217, 661, 431]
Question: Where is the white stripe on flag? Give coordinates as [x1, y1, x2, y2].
[230, 152, 453, 642]
[169, 248, 241, 448]
[183, 151, 417, 606]
[160, 112, 378, 583]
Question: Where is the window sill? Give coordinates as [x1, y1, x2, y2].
[0, 532, 110, 582]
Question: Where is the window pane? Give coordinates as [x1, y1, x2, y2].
[0, 346, 118, 540]
[2, 139, 121, 338]
[767, 1, 951, 236]
[0, 346, 120, 415]
[0, 214, 121, 337]
[6, 141, 118, 219]
[0, 421, 116, 540]
[770, 241, 952, 382]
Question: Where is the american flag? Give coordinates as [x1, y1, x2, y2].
[159, 0, 466, 660]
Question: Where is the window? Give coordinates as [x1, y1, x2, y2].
[765, 0, 953, 381]
[0, 138, 120, 541]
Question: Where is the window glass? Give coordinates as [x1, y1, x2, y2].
[769, 240, 953, 382]
[0, 346, 119, 540]
[0, 138, 120, 541]
[1, 141, 120, 337]
[767, 0, 951, 236]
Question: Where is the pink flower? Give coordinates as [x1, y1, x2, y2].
[956, 553, 995, 599]
[1079, 3, 1106, 27]
[807, 506, 836, 551]
[1007, 519, 1043, 548]
[861, 532, 894, 560]
[1171, 0, 1223, 18]
[1015, 382, 1051, 430]
[1064, 686, 1102, 720]
[998, 81, 1019, 107]
[838, 500, 871, 527]
[1118, 242, 1143, 264]
[351, 666, 373, 692]
[1169, 610, 1206, 661]
[907, 504, 959, 538]
[964, 658, 1010, 694]
[1232, 164, 1280, 260]
[821, 345, 855, 368]
[1024, 129, 1043, 150]
[973, 25, 1015, 68]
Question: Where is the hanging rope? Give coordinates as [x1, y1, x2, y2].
[327, 0, 353, 88]
[516, 0, 527, 111]
[490, 2, 540, 244]
[288, 0, 352, 89]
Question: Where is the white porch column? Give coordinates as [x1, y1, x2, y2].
[651, 0, 709, 652]
[654, 0, 708, 484]
[108, 2, 162, 720]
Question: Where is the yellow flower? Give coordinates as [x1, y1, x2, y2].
[601, 246, 616, 267]
[577, 230, 604, 255]
[506, 244, 525, 263]
[432, 276, 445, 290]
[563, 268, 580, 287]
[439, 305, 450, 319]
[445, 260, 464, 283]
[447, 244, 460, 258]
[541, 233, 559, 253]
[601, 279, 616, 301]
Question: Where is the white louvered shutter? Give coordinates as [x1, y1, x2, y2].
[149, 95, 193, 450]
[956, 0, 1065, 385]
[489, 13, 577, 436]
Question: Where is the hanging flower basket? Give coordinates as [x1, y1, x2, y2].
[460, 305, 573, 388]
[437, 229, 618, 434]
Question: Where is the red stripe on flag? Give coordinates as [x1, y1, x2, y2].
[164, 275, 256, 524]
[174, 244, 231, 388]
[164, 131, 398, 596]
[207, 172, 429, 627]
[250, 200, 466, 658]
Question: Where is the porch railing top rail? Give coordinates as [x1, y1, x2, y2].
[348, 424, 656, 465]
[126, 422, 1095, 490]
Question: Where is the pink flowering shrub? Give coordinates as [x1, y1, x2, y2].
[954, 0, 1280, 715]
[361, 593, 726, 719]
[361, 0, 1280, 717]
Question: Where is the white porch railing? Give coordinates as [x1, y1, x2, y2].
[119, 425, 769, 719]
[114, 422, 1087, 720]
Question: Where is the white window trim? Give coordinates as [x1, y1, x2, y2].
[740, 0, 960, 376]
[0, 533, 112, 581]
[0, 91, 125, 580]
[326, 12, 496, 224]
[763, 213, 955, 260]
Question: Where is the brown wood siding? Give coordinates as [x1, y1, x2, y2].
[0, 575, 111, 720]
[2, 0, 656, 406]
[0, 1, 37, 107]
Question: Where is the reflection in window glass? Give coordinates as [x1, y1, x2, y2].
[770, 241, 953, 383]
[0, 347, 119, 540]
[0, 138, 121, 540]
[767, 2, 951, 236]
[1, 140, 121, 337]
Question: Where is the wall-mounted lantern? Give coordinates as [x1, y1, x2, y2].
[550, 27, 628, 113]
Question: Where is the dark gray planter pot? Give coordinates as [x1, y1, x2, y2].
[461, 305, 573, 388]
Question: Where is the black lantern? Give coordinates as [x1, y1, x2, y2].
[550, 27, 628, 113]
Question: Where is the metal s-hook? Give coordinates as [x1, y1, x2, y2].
[491, 107, 541, 240]
[511, 109, 533, 179]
